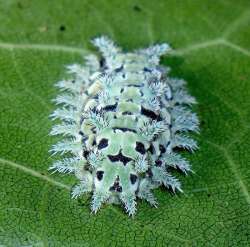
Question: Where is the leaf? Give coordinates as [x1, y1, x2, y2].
[0, 1, 250, 246]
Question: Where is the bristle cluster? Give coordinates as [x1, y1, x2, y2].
[49, 36, 199, 216]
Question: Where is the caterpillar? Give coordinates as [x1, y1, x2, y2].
[49, 36, 199, 216]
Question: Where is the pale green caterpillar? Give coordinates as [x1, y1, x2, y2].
[49, 36, 199, 216]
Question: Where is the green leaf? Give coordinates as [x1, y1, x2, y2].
[0, 0, 250, 246]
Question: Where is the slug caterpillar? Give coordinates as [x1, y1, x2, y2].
[49, 36, 199, 216]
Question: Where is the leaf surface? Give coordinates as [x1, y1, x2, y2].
[0, 1, 250, 246]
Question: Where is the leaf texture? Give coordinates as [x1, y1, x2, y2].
[0, 0, 250, 246]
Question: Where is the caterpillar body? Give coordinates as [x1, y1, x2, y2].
[49, 36, 199, 216]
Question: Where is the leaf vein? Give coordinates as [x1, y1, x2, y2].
[205, 141, 250, 205]
[0, 42, 88, 54]
[0, 39, 249, 58]
[223, 9, 250, 38]
[0, 157, 70, 190]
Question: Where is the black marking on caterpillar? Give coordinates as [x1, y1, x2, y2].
[107, 149, 133, 165]
[112, 127, 137, 133]
[97, 138, 109, 150]
[102, 102, 118, 112]
[135, 142, 146, 155]
[49, 36, 200, 216]
[122, 111, 133, 115]
[109, 176, 123, 192]
[140, 106, 162, 121]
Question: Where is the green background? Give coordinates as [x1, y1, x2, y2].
[0, 0, 250, 246]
